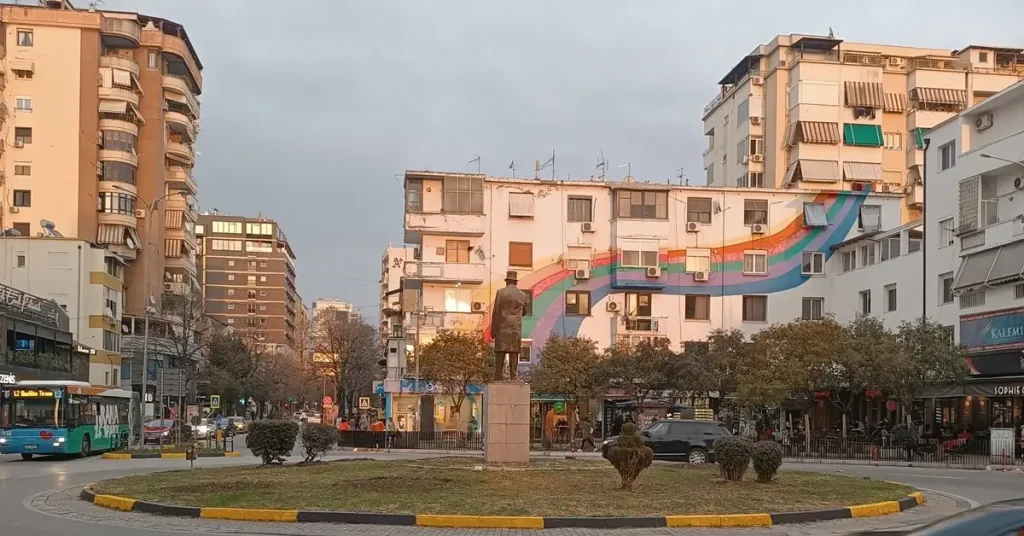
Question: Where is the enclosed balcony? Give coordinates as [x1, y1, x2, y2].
[98, 86, 139, 107]
[166, 139, 194, 166]
[98, 147, 137, 167]
[99, 55, 140, 77]
[404, 212, 486, 244]
[101, 18, 141, 48]
[403, 261, 487, 285]
[166, 166, 196, 195]
[162, 74, 201, 117]
[165, 104, 196, 143]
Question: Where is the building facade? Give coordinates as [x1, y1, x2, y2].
[0, 1, 203, 316]
[702, 34, 1023, 222]
[311, 298, 360, 323]
[379, 245, 414, 372]
[0, 279, 86, 386]
[195, 213, 299, 351]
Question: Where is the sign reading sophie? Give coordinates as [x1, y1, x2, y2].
[960, 307, 1024, 352]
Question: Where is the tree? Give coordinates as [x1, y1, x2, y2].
[887, 319, 970, 417]
[310, 309, 381, 417]
[599, 339, 674, 412]
[419, 330, 491, 417]
[530, 335, 605, 446]
[737, 319, 842, 408]
[819, 315, 895, 427]
[147, 291, 214, 407]
[676, 329, 748, 413]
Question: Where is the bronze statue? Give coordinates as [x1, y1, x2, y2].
[491, 270, 528, 380]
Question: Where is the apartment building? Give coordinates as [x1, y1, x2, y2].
[196, 213, 299, 351]
[379, 246, 413, 360]
[702, 34, 1023, 221]
[0, 237, 126, 386]
[0, 1, 203, 316]
[312, 298, 360, 323]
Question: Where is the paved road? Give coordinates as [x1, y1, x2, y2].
[3, 449, 1018, 535]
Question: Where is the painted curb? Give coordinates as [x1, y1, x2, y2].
[79, 487, 925, 528]
[101, 451, 241, 460]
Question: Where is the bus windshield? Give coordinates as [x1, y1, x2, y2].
[6, 399, 58, 428]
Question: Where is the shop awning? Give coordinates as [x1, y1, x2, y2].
[165, 210, 184, 229]
[843, 162, 884, 182]
[99, 100, 127, 114]
[787, 121, 841, 145]
[786, 159, 840, 184]
[911, 87, 967, 107]
[883, 93, 907, 113]
[843, 124, 884, 147]
[844, 81, 884, 108]
[953, 241, 1024, 291]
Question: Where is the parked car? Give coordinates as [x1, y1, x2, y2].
[851, 498, 1024, 535]
[601, 419, 733, 464]
[307, 413, 322, 424]
[229, 417, 248, 434]
[189, 418, 212, 440]
[143, 419, 186, 445]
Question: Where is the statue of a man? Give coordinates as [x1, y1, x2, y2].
[491, 270, 528, 380]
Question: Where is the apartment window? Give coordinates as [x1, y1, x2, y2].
[227, 274, 235, 281]
[103, 331, 120, 353]
[979, 51, 989, 63]
[246, 304, 257, 314]
[802, 297, 824, 320]
[523, 289, 533, 316]
[737, 98, 749, 124]
[14, 69, 32, 80]
[742, 295, 768, 322]
[938, 218, 955, 248]
[14, 127, 32, 145]
[15, 254, 25, 268]
[860, 244, 876, 266]
[260, 261, 267, 267]
[883, 132, 902, 150]
[259, 275, 267, 282]
[620, 239, 659, 268]
[102, 130, 136, 152]
[858, 205, 882, 231]
[101, 161, 136, 184]
[939, 141, 956, 171]
[247, 275, 256, 285]
[625, 292, 652, 318]
[908, 231, 922, 253]
[841, 250, 856, 272]
[567, 196, 593, 223]
[228, 289, 235, 296]
[686, 197, 712, 224]
[104, 257, 123, 279]
[737, 139, 748, 162]
[227, 303, 235, 310]
[742, 250, 767, 275]
[17, 30, 33, 47]
[509, 241, 533, 267]
[14, 164, 30, 176]
[15, 97, 32, 112]
[880, 237, 901, 261]
[260, 290, 267, 297]
[12, 223, 29, 236]
[444, 288, 472, 313]
[884, 284, 897, 312]
[743, 199, 768, 225]
[246, 222, 274, 235]
[749, 136, 764, 156]
[939, 272, 954, 304]
[148, 50, 160, 70]
[247, 318, 257, 327]
[446, 240, 470, 263]
[519, 340, 532, 363]
[227, 318, 234, 324]
[1015, 283, 1024, 300]
[616, 190, 668, 219]
[405, 179, 423, 212]
[97, 192, 136, 215]
[246, 241, 273, 253]
[260, 318, 267, 325]
[211, 221, 243, 234]
[684, 295, 710, 320]
[508, 192, 535, 218]
[248, 261, 257, 269]
[564, 291, 591, 316]
[13, 190, 31, 207]
[746, 172, 764, 188]
[685, 249, 711, 273]
[960, 290, 986, 309]
[247, 290, 257, 299]
[801, 251, 824, 275]
[211, 240, 242, 251]
[803, 202, 828, 227]
[442, 175, 484, 214]
[260, 304, 267, 311]
[859, 290, 872, 314]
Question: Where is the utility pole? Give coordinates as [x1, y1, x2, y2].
[413, 291, 421, 432]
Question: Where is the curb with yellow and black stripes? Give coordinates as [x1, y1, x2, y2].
[101, 451, 242, 460]
[78, 485, 925, 528]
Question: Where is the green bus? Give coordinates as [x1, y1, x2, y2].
[0, 381, 138, 460]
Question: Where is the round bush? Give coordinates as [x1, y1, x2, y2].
[752, 440, 783, 483]
[301, 423, 338, 462]
[607, 422, 654, 490]
[246, 419, 299, 465]
[714, 436, 753, 481]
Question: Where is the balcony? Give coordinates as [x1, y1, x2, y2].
[621, 316, 668, 333]
[99, 55, 140, 77]
[908, 109, 951, 132]
[908, 57, 967, 73]
[166, 140, 194, 166]
[98, 86, 139, 107]
[165, 256, 197, 277]
[99, 117, 138, 137]
[166, 166, 196, 195]
[98, 211, 138, 229]
[162, 75, 201, 116]
[906, 182, 924, 208]
[98, 148, 138, 167]
[403, 261, 487, 285]
[415, 311, 485, 333]
[404, 211, 486, 243]
[165, 110, 196, 142]
[101, 18, 141, 48]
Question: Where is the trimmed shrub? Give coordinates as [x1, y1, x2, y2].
[246, 419, 299, 465]
[607, 422, 654, 490]
[752, 440, 784, 483]
[301, 423, 338, 462]
[714, 436, 753, 481]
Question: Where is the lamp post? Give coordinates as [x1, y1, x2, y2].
[980, 153, 1024, 171]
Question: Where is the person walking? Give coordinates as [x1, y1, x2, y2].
[580, 418, 597, 452]
[385, 417, 396, 449]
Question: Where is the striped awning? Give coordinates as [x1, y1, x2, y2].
[99, 100, 127, 114]
[112, 68, 131, 88]
[844, 81, 884, 108]
[786, 159, 840, 184]
[165, 238, 183, 257]
[165, 209, 184, 229]
[911, 87, 967, 107]
[97, 224, 124, 245]
[800, 121, 840, 145]
[842, 162, 884, 182]
[10, 60, 34, 72]
[883, 93, 906, 113]
[166, 151, 191, 165]
[127, 102, 145, 124]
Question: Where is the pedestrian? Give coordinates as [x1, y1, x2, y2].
[467, 416, 477, 442]
[385, 417, 397, 449]
[580, 418, 597, 452]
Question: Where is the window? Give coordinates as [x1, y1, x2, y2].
[105, 257, 123, 279]
[508, 192, 535, 217]
[860, 244, 876, 266]
[101, 161, 136, 184]
[620, 239, 659, 268]
[564, 291, 591, 316]
[246, 241, 273, 253]
[908, 230, 922, 253]
[227, 274, 235, 281]
[858, 205, 881, 232]
[12, 223, 29, 236]
[247, 304, 257, 314]
[567, 196, 593, 223]
[566, 246, 591, 271]
[102, 130, 137, 152]
[883, 132, 902, 150]
[148, 50, 159, 70]
[14, 127, 32, 145]
[508, 242, 533, 267]
[227, 289, 235, 296]
[959, 290, 986, 309]
[15, 97, 32, 112]
[260, 261, 267, 268]
[260, 318, 267, 325]
[743, 199, 768, 225]
[749, 136, 764, 156]
[227, 303, 235, 310]
[260, 304, 267, 311]
[103, 331, 120, 353]
[442, 175, 484, 214]
[15, 254, 25, 268]
[884, 284, 897, 312]
[939, 272, 954, 304]
[248, 261, 257, 269]
[625, 292, 652, 317]
[737, 98, 749, 124]
[444, 288, 472, 312]
[14, 69, 32, 80]
[519, 340, 532, 363]
[745, 172, 764, 188]
[227, 318, 235, 324]
[247, 290, 257, 299]
[97, 192, 136, 215]
[742, 250, 767, 275]
[14, 164, 30, 176]
[210, 239, 242, 251]
[939, 141, 956, 170]
[13, 190, 31, 207]
[245, 222, 273, 235]
[686, 197, 712, 224]
[880, 237, 901, 261]
[684, 295, 710, 320]
[103, 287, 119, 317]
[17, 29, 33, 47]
[523, 289, 533, 316]
[801, 251, 824, 275]
[405, 179, 423, 212]
[802, 297, 824, 320]
[247, 275, 256, 285]
[841, 250, 856, 272]
[446, 240, 470, 263]
[803, 202, 828, 227]
[859, 290, 871, 314]
[737, 139, 748, 162]
[685, 249, 711, 273]
[259, 275, 267, 282]
[259, 290, 267, 297]
[939, 218, 955, 248]
[742, 295, 767, 322]
[616, 190, 668, 219]
[211, 221, 243, 234]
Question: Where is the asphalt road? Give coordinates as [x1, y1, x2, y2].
[2, 447, 1021, 535]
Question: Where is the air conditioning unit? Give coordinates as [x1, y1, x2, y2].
[1014, 177, 1023, 190]
[751, 76, 764, 86]
[646, 266, 661, 278]
[135, 209, 146, 218]
[975, 113, 994, 131]
[96, 131, 103, 146]
[581, 222, 595, 233]
[13, 140, 24, 148]
[164, 283, 172, 291]
[8, 206, 18, 214]
[606, 301, 620, 312]
[686, 221, 700, 233]
[778, 59, 788, 67]
[888, 56, 905, 66]
[751, 154, 764, 163]
[96, 164, 103, 177]
[693, 271, 709, 282]
[750, 117, 762, 126]
[575, 268, 590, 280]
[880, 183, 892, 193]
[751, 223, 767, 234]
[741, 156, 750, 165]
[471, 301, 486, 312]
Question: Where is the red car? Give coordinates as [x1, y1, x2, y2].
[143, 419, 185, 445]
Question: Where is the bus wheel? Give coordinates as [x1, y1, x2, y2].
[21, 453, 32, 461]
[80, 435, 90, 458]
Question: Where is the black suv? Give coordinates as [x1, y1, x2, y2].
[601, 419, 732, 464]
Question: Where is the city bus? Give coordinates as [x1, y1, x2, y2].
[0, 381, 138, 460]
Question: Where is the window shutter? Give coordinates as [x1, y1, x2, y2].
[509, 242, 533, 267]
[509, 192, 535, 217]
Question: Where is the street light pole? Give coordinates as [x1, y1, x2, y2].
[980, 153, 1024, 171]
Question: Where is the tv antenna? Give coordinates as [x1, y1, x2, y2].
[468, 155, 481, 174]
[677, 167, 688, 186]
[618, 163, 633, 182]
[596, 150, 608, 180]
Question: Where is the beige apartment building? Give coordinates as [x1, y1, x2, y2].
[702, 34, 1024, 220]
[0, 1, 202, 316]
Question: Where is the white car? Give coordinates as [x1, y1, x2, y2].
[190, 418, 212, 440]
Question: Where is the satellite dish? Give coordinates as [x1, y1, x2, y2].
[121, 323, 129, 333]
[3, 228, 20, 236]
[39, 219, 63, 238]
[125, 236, 136, 249]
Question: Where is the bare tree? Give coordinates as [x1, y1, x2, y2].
[310, 309, 381, 417]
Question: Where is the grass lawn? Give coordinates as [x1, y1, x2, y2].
[93, 458, 912, 517]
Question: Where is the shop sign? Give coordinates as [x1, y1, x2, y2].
[0, 283, 62, 328]
[0, 373, 16, 385]
[993, 385, 1024, 396]
[961, 307, 1024, 352]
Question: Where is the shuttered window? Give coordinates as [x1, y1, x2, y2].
[509, 242, 533, 267]
[508, 192, 535, 217]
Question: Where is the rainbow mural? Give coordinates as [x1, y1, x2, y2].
[481, 192, 867, 361]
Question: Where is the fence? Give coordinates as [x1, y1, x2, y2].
[779, 436, 1022, 467]
[338, 430, 484, 451]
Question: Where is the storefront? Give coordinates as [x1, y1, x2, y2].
[531, 395, 576, 445]
[373, 379, 483, 433]
[0, 284, 84, 384]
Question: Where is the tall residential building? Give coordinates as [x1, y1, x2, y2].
[701, 34, 1023, 221]
[311, 298, 360, 323]
[195, 213, 299, 351]
[0, 1, 203, 316]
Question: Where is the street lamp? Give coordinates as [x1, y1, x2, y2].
[980, 153, 1024, 170]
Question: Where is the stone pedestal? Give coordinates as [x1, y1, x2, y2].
[483, 381, 530, 464]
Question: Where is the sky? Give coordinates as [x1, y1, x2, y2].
[96, 0, 1024, 321]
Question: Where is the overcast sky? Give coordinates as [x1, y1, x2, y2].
[100, 0, 1024, 320]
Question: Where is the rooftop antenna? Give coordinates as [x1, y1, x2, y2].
[468, 155, 481, 174]
[618, 163, 633, 183]
[535, 150, 555, 180]
[828, 27, 835, 38]
[677, 167, 688, 186]
[508, 159, 516, 178]
[596, 150, 607, 180]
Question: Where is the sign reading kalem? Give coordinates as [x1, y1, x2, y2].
[960, 307, 1024, 352]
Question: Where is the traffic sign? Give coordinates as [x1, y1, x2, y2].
[210, 395, 221, 409]
[358, 397, 370, 409]
[322, 395, 333, 407]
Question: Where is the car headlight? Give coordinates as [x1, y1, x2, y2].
[162, 431, 169, 436]
[56, 437, 65, 443]
[0, 438, 7, 444]
[602, 439, 612, 445]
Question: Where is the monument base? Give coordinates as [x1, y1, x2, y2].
[483, 380, 530, 464]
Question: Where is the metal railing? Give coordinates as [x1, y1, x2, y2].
[771, 436, 1022, 467]
[339, 430, 483, 451]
